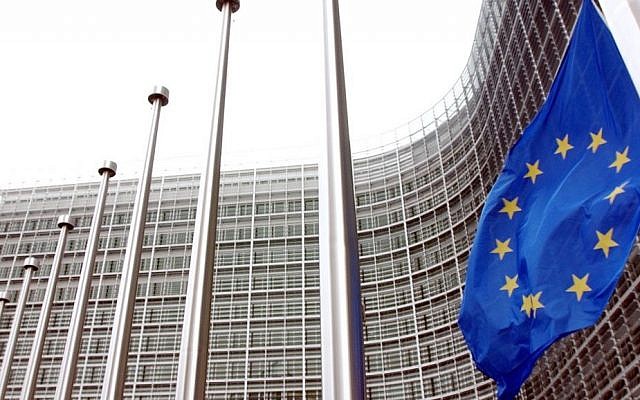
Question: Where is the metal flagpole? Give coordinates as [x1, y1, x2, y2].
[101, 86, 169, 400]
[0, 291, 8, 321]
[22, 215, 75, 400]
[175, 1, 238, 398]
[0, 257, 40, 399]
[319, 0, 365, 398]
[55, 161, 116, 400]
[629, 0, 640, 29]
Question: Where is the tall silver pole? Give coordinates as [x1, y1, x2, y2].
[0, 291, 7, 377]
[629, 0, 640, 30]
[0, 291, 8, 322]
[319, 0, 365, 398]
[22, 216, 75, 400]
[175, 1, 238, 398]
[55, 161, 116, 400]
[101, 87, 169, 400]
[0, 257, 40, 399]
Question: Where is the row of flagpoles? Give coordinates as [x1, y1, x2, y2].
[0, 0, 365, 399]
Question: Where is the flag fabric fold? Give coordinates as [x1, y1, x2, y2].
[458, 1, 640, 398]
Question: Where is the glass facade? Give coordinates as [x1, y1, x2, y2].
[1, 0, 638, 398]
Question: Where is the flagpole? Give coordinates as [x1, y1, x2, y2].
[319, 0, 365, 398]
[629, 0, 640, 29]
[175, 1, 238, 398]
[101, 86, 169, 400]
[55, 161, 116, 400]
[22, 216, 75, 400]
[0, 292, 8, 321]
[0, 257, 40, 399]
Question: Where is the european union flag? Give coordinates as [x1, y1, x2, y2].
[458, 1, 640, 398]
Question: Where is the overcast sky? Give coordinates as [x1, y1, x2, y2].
[0, 1, 485, 188]
[1, 1, 639, 190]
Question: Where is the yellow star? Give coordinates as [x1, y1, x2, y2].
[499, 197, 522, 220]
[587, 128, 607, 153]
[554, 134, 574, 159]
[522, 292, 545, 318]
[604, 182, 627, 205]
[500, 274, 519, 297]
[524, 160, 543, 184]
[594, 228, 619, 258]
[491, 238, 513, 261]
[609, 146, 631, 173]
[530, 292, 544, 318]
[566, 273, 592, 301]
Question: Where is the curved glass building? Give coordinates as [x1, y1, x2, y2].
[0, 0, 638, 398]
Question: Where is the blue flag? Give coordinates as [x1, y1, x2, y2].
[458, 1, 640, 398]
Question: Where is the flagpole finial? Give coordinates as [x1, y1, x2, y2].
[98, 160, 118, 177]
[23, 257, 40, 271]
[216, 0, 239, 13]
[148, 86, 169, 106]
[57, 215, 76, 230]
